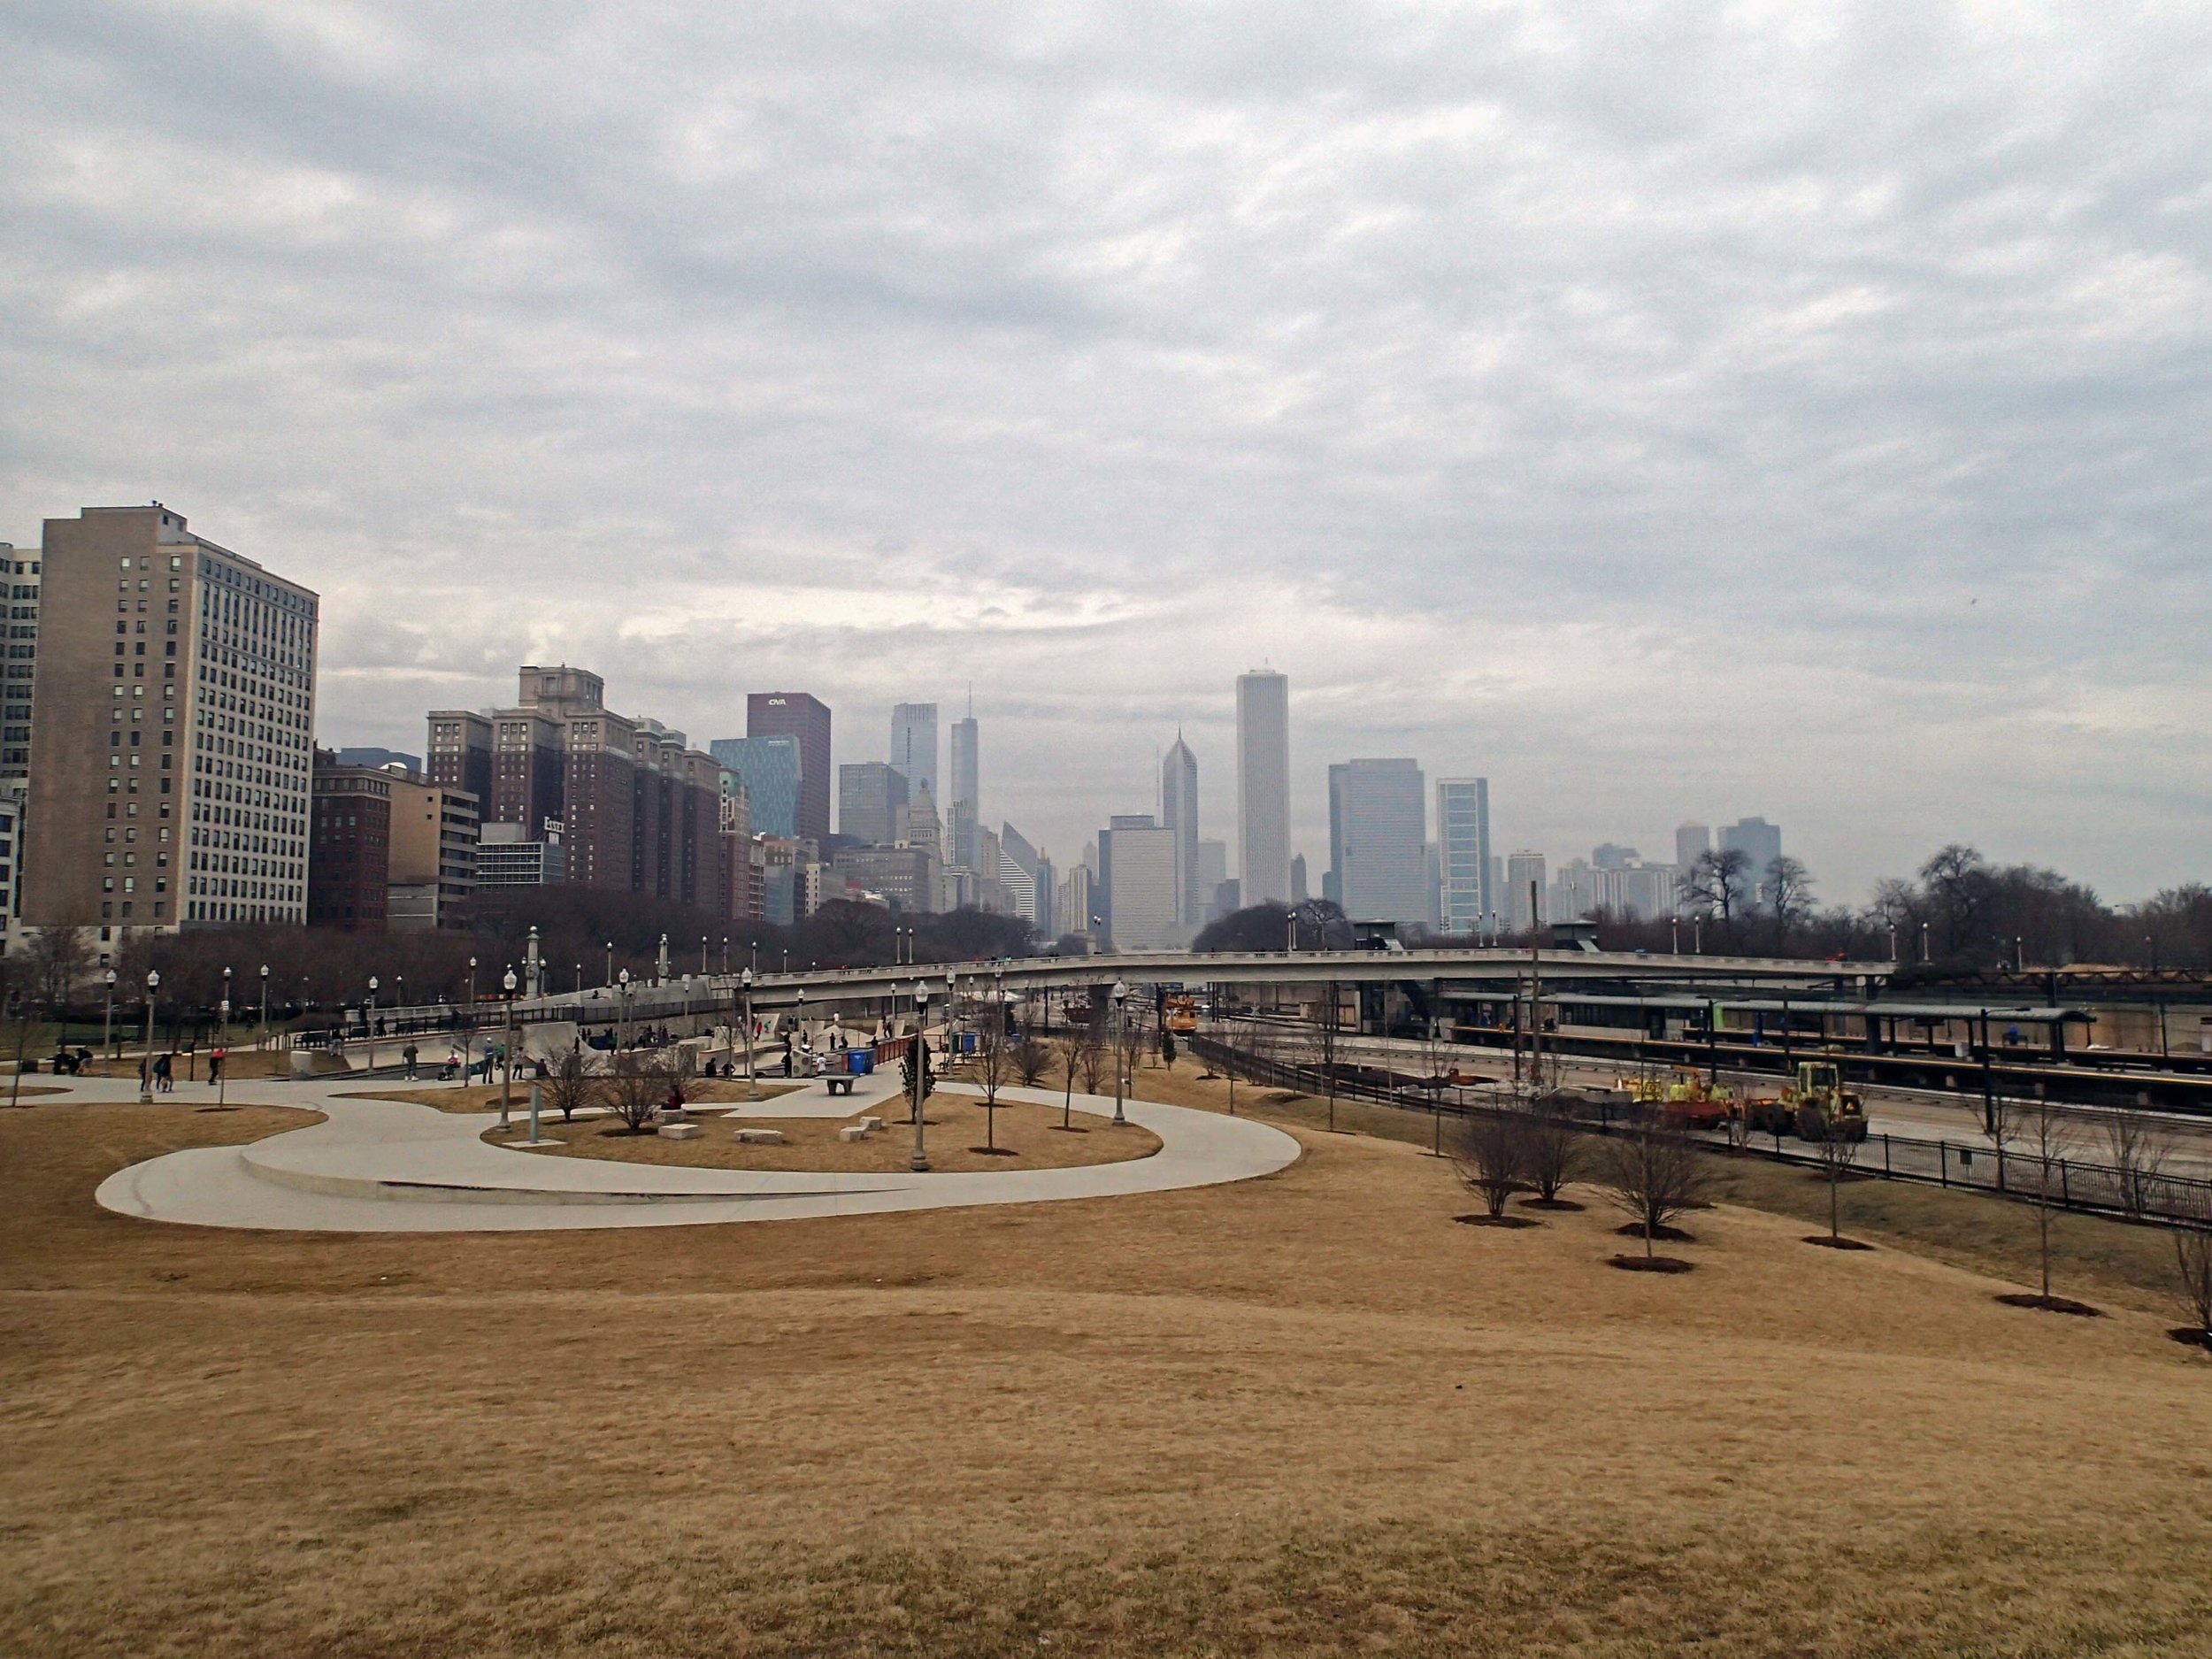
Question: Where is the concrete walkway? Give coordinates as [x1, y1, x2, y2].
[79, 1071, 1299, 1233]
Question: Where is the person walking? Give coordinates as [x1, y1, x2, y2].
[207, 1048, 225, 1089]
[137, 1052, 150, 1093]
[153, 1051, 173, 1093]
[402, 1041, 419, 1080]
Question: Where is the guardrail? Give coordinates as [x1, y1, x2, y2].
[1187, 1033, 2212, 1229]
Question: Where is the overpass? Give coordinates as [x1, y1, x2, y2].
[370, 947, 1898, 1033]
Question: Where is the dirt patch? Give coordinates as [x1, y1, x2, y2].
[2167, 1326, 2212, 1353]
[488, 1097, 1162, 1175]
[1616, 1222, 1697, 1244]
[354, 1079, 804, 1114]
[1993, 1293, 2105, 1317]
[1519, 1196, 1585, 1212]
[1803, 1236, 1877, 1252]
[1455, 1213, 1542, 1229]
[1609, 1254, 1696, 1273]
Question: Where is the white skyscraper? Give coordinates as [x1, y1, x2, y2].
[1506, 849, 1548, 931]
[1234, 670, 1290, 906]
[890, 702, 939, 806]
[1161, 732, 1199, 926]
[1436, 777, 1492, 934]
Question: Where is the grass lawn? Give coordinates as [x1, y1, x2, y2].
[493, 1094, 1163, 1174]
[2, 1068, 2209, 1656]
[350, 1078, 804, 1114]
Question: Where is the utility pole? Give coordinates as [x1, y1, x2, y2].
[1527, 879, 1543, 1097]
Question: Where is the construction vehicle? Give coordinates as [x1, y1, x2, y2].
[1741, 1060, 1868, 1141]
[1163, 995, 1200, 1034]
[1616, 1065, 1735, 1132]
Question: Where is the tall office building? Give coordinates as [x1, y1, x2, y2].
[1675, 821, 1710, 872]
[1289, 852, 1308, 903]
[1195, 839, 1228, 918]
[1234, 669, 1290, 905]
[998, 820, 1041, 925]
[890, 702, 939, 807]
[838, 761, 908, 846]
[1722, 817, 1783, 901]
[1161, 732, 1199, 925]
[431, 666, 725, 912]
[1099, 814, 1179, 950]
[1436, 777, 1492, 934]
[1327, 758, 1427, 924]
[1505, 850, 1547, 931]
[709, 734, 800, 839]
[22, 506, 319, 935]
[1, 543, 40, 788]
[745, 692, 831, 841]
[949, 702, 979, 867]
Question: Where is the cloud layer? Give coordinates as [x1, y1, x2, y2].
[4, 0, 2207, 902]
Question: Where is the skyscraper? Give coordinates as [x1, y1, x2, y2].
[746, 692, 831, 842]
[837, 761, 907, 846]
[1161, 731, 1199, 925]
[1675, 821, 1710, 872]
[708, 734, 801, 839]
[890, 702, 939, 806]
[22, 505, 319, 934]
[1327, 757, 1427, 924]
[1436, 777, 1492, 934]
[948, 702, 979, 868]
[1235, 669, 1290, 905]
[1099, 814, 1179, 950]
[1506, 850, 1547, 931]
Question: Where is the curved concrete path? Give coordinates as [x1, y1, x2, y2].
[77, 1071, 1299, 1233]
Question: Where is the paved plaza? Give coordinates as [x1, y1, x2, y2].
[85, 1070, 1300, 1233]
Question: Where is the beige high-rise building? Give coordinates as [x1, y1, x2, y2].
[22, 506, 319, 938]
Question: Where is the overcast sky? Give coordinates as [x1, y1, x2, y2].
[4, 1, 2207, 905]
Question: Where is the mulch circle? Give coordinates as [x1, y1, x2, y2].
[1993, 1293, 2104, 1317]
[1453, 1213, 1541, 1229]
[1519, 1197, 1585, 1212]
[1046, 1125, 1091, 1134]
[1802, 1235, 1876, 1251]
[2167, 1327, 2212, 1353]
[966, 1147, 1019, 1158]
[1609, 1255, 1694, 1274]
[1615, 1223, 1696, 1243]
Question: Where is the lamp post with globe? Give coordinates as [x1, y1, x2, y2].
[909, 979, 933, 1172]
[258, 964, 270, 1050]
[102, 968, 117, 1063]
[139, 970, 160, 1102]
[739, 967, 757, 1099]
[501, 966, 519, 1131]
[1111, 979, 1131, 1125]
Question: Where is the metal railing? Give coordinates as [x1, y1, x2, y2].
[1188, 1032, 2212, 1228]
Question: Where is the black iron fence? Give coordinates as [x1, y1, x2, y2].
[1188, 1031, 2212, 1229]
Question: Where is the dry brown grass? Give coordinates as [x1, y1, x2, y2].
[3, 1077, 2211, 1656]
[493, 1095, 1163, 1174]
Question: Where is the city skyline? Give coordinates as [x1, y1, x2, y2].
[5, 4, 2207, 904]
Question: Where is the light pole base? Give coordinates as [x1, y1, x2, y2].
[910, 1153, 931, 1172]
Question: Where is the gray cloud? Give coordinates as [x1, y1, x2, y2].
[3, 0, 2207, 901]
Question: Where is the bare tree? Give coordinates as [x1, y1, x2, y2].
[1455, 1110, 1528, 1218]
[28, 926, 91, 1008]
[1522, 1094, 1586, 1204]
[975, 998, 1010, 1153]
[2015, 1093, 2076, 1304]
[1310, 982, 1344, 1132]
[1013, 1031, 1051, 1088]
[605, 1050, 675, 1133]
[1075, 1019, 1107, 1096]
[1766, 856, 1816, 942]
[2105, 1108, 2170, 1219]
[1599, 1126, 1712, 1262]
[1807, 1107, 1863, 1243]
[543, 1046, 600, 1125]
[1682, 848, 1753, 932]
[4, 979, 40, 1110]
[2173, 1189, 2212, 1351]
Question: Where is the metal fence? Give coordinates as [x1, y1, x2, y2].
[1187, 1031, 2212, 1229]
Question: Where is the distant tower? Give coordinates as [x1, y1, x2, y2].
[1162, 732, 1200, 926]
[1290, 852, 1308, 903]
[1506, 850, 1548, 931]
[1675, 821, 1711, 872]
[890, 703, 939, 806]
[949, 693, 979, 869]
[1436, 778, 1491, 934]
[1235, 670, 1291, 906]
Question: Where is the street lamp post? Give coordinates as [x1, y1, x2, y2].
[1111, 979, 1130, 1125]
[910, 980, 932, 1171]
[366, 975, 379, 1068]
[221, 966, 233, 1050]
[103, 969, 117, 1063]
[258, 964, 269, 1050]
[139, 970, 159, 1102]
[501, 967, 518, 1132]
[617, 968, 632, 1051]
[740, 968, 757, 1099]
[604, 941, 614, 990]
[700, 934, 709, 975]
[217, 993, 230, 1107]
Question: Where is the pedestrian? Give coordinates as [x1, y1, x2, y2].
[153, 1052, 173, 1092]
[208, 1048, 224, 1089]
[403, 1041, 419, 1080]
[138, 1053, 150, 1092]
